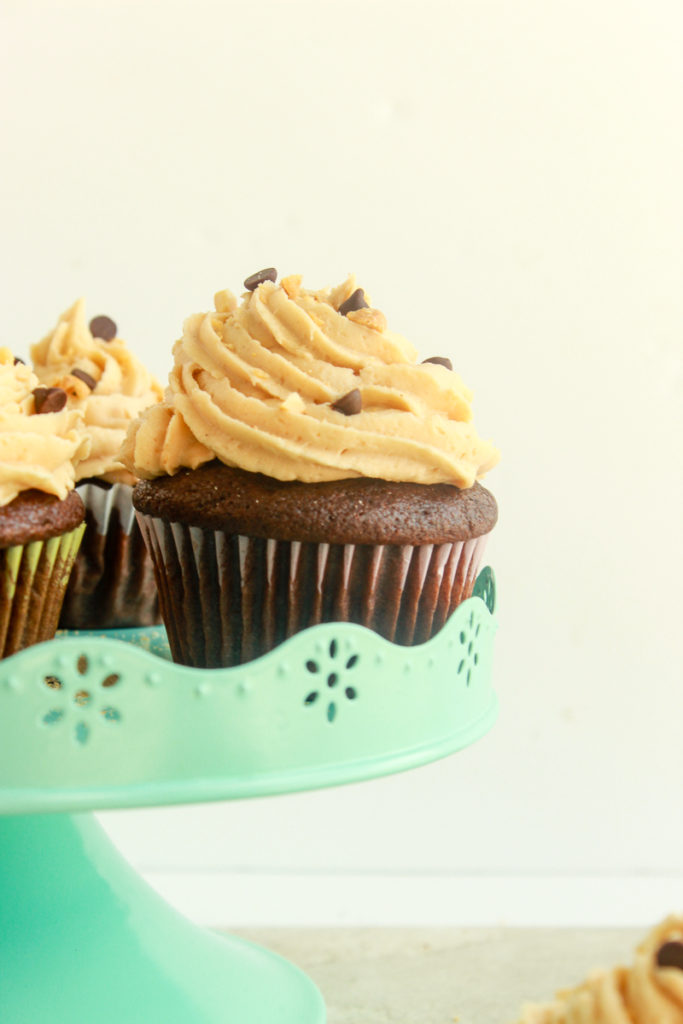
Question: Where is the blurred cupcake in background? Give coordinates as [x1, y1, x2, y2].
[0, 348, 89, 657]
[123, 270, 499, 668]
[31, 301, 163, 629]
[515, 916, 683, 1023]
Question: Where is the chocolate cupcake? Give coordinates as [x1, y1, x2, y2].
[122, 271, 500, 667]
[30, 300, 163, 629]
[0, 348, 89, 658]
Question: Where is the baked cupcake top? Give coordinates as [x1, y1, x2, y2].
[517, 916, 683, 1023]
[31, 300, 163, 486]
[133, 462, 498, 543]
[0, 348, 90, 507]
[121, 271, 499, 489]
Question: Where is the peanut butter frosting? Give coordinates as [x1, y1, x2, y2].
[121, 273, 499, 488]
[517, 917, 683, 1023]
[31, 300, 163, 485]
[0, 348, 90, 506]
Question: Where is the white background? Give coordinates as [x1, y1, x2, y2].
[1, 0, 682, 926]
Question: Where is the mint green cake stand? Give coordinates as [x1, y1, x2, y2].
[0, 569, 498, 1024]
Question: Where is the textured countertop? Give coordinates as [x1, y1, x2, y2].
[231, 927, 642, 1023]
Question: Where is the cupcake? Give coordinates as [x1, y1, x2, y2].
[121, 269, 500, 668]
[0, 348, 89, 658]
[516, 916, 683, 1022]
[30, 300, 163, 629]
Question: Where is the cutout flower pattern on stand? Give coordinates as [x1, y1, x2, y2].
[456, 607, 482, 687]
[41, 654, 122, 744]
[303, 638, 360, 723]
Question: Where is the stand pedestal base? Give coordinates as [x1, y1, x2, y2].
[0, 814, 325, 1024]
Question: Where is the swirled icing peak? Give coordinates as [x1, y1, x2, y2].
[0, 347, 91, 506]
[31, 299, 163, 485]
[121, 273, 499, 488]
[517, 917, 683, 1023]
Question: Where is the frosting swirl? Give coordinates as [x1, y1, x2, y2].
[0, 348, 90, 506]
[121, 274, 499, 488]
[517, 917, 683, 1023]
[31, 299, 163, 485]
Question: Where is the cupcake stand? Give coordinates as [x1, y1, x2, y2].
[0, 569, 498, 1024]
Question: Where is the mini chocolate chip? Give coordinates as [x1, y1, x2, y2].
[33, 386, 67, 414]
[71, 368, 97, 390]
[422, 356, 453, 371]
[13, 356, 25, 365]
[338, 289, 368, 316]
[89, 315, 117, 341]
[244, 268, 277, 291]
[331, 388, 362, 416]
[656, 941, 683, 970]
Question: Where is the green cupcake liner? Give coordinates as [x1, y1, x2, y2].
[0, 525, 85, 659]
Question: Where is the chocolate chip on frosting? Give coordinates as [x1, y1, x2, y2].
[33, 386, 67, 414]
[13, 356, 25, 365]
[422, 356, 453, 371]
[331, 388, 362, 416]
[89, 315, 117, 342]
[656, 941, 683, 970]
[244, 268, 277, 291]
[71, 368, 97, 391]
[338, 289, 368, 316]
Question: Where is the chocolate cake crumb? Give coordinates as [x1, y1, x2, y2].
[133, 462, 498, 546]
[0, 490, 85, 549]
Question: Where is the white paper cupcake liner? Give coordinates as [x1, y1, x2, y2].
[58, 481, 160, 630]
[76, 481, 137, 536]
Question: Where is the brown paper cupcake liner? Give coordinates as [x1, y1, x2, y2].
[137, 513, 489, 668]
[0, 525, 85, 659]
[58, 481, 161, 630]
